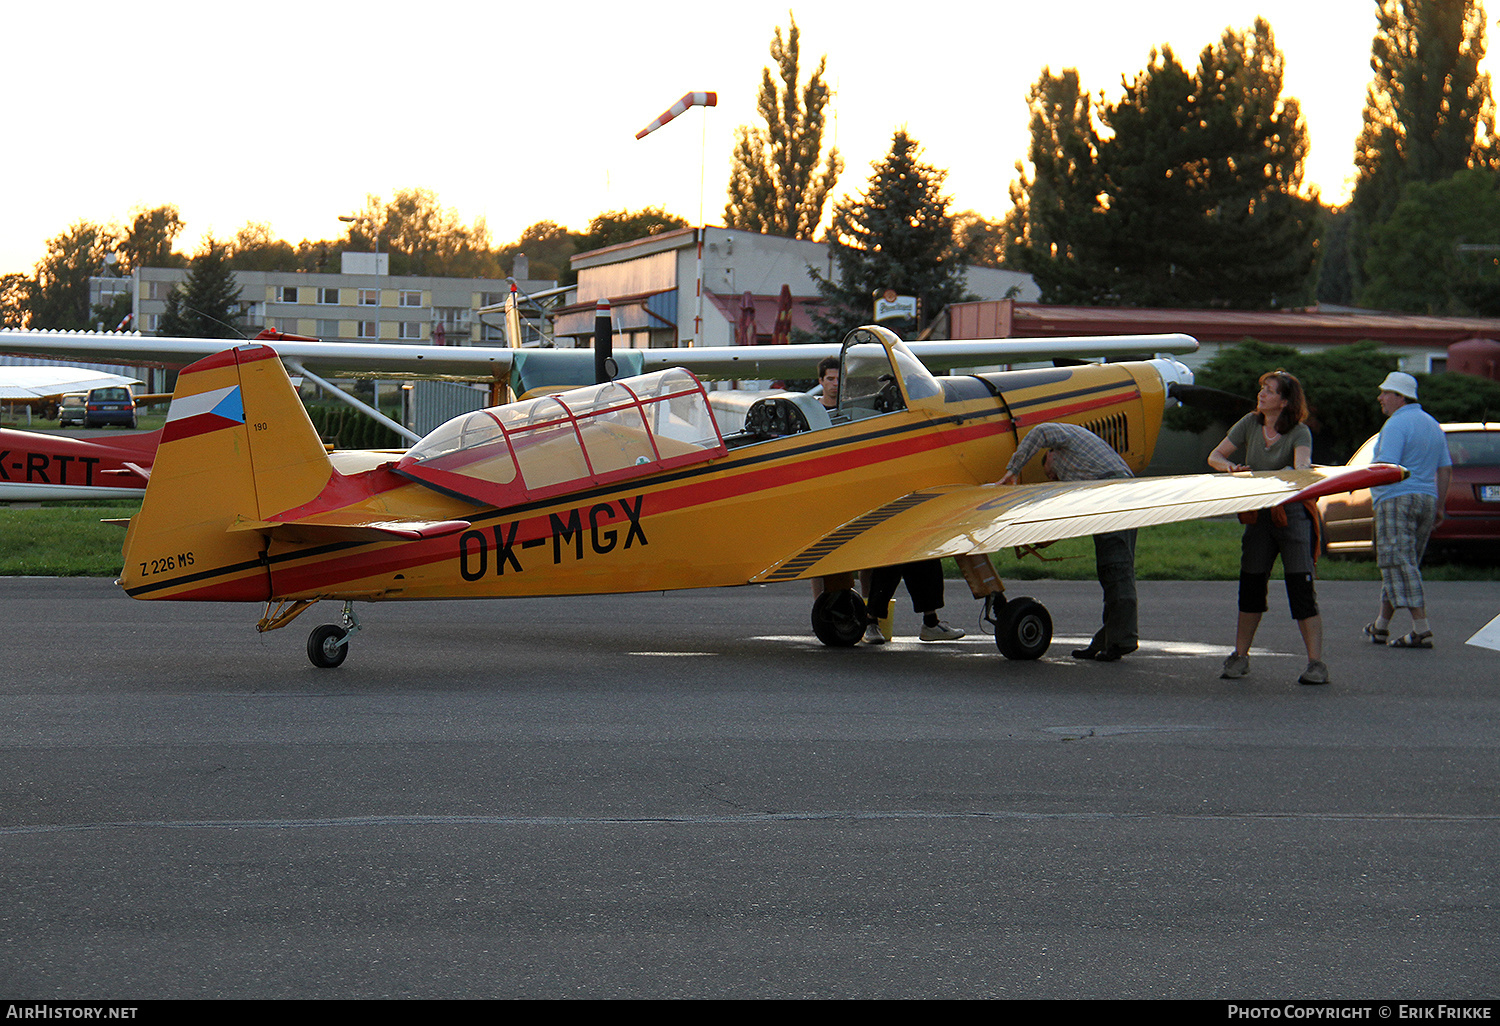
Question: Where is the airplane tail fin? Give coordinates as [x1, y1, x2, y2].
[120, 344, 333, 601]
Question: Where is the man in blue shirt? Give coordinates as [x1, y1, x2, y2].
[1367, 372, 1453, 649]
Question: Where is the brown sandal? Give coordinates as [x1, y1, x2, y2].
[1389, 631, 1433, 649]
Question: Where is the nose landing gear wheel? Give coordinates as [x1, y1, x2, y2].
[993, 597, 1052, 660]
[307, 623, 349, 668]
[811, 589, 868, 647]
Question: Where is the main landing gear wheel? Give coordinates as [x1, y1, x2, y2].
[307, 624, 349, 668]
[811, 589, 867, 647]
[305, 600, 362, 668]
[993, 597, 1052, 660]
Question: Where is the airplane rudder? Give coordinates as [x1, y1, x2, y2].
[120, 346, 271, 598]
[233, 345, 335, 516]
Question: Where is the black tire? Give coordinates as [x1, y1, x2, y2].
[307, 623, 349, 668]
[994, 597, 1052, 660]
[811, 589, 867, 647]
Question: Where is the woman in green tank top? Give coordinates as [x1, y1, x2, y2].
[1207, 369, 1326, 686]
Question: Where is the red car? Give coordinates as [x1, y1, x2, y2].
[1318, 423, 1500, 555]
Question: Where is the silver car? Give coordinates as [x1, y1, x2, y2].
[57, 392, 86, 427]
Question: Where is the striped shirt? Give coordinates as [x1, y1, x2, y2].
[1006, 422, 1132, 482]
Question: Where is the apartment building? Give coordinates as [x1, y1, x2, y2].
[130, 253, 556, 346]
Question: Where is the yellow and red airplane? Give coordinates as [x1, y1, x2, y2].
[104, 324, 1401, 667]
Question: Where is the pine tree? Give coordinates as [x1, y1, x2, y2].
[1005, 68, 1102, 298]
[810, 131, 968, 341]
[724, 15, 842, 240]
[1011, 20, 1316, 308]
[158, 240, 243, 338]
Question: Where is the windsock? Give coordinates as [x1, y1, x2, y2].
[635, 91, 717, 139]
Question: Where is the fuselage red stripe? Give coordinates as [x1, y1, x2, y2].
[261, 414, 1015, 594]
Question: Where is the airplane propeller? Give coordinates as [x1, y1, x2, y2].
[1168, 383, 1253, 420]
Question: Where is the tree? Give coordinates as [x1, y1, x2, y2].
[28, 221, 114, 329]
[0, 273, 32, 329]
[1169, 336, 1500, 459]
[228, 221, 301, 272]
[345, 187, 502, 278]
[1362, 167, 1500, 313]
[1005, 68, 1102, 293]
[1350, 0, 1498, 298]
[1176, 20, 1319, 305]
[810, 130, 969, 341]
[576, 207, 690, 253]
[116, 205, 186, 272]
[724, 14, 842, 240]
[1166, 338, 1398, 462]
[953, 211, 1007, 268]
[92, 290, 132, 332]
[1011, 20, 1318, 308]
[158, 240, 243, 338]
[500, 221, 580, 284]
[1315, 203, 1356, 305]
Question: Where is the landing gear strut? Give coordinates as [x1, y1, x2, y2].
[961, 554, 1051, 660]
[306, 601, 362, 668]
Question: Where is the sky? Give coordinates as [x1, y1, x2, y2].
[2, 0, 1416, 275]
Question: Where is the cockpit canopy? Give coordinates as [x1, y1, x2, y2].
[836, 326, 943, 419]
[397, 368, 726, 508]
[395, 326, 943, 509]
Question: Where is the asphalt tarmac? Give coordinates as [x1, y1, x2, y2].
[1, 576, 1496, 999]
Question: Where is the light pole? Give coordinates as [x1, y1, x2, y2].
[339, 212, 384, 340]
[339, 213, 386, 421]
[338, 213, 382, 275]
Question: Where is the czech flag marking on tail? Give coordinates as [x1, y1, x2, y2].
[162, 384, 245, 443]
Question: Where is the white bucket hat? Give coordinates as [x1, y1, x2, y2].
[1378, 371, 1419, 401]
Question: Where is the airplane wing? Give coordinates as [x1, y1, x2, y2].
[0, 330, 516, 379]
[0, 364, 143, 398]
[0, 329, 1197, 383]
[753, 464, 1407, 583]
[644, 334, 1200, 377]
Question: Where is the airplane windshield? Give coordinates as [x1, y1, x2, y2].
[837, 328, 943, 416]
[398, 368, 726, 507]
[891, 345, 942, 402]
[840, 342, 894, 408]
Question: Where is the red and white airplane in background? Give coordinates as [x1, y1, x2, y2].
[0, 363, 156, 501]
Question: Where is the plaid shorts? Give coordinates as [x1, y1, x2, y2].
[1375, 494, 1437, 610]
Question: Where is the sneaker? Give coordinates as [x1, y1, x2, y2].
[862, 622, 887, 646]
[1220, 653, 1250, 679]
[919, 622, 965, 642]
[1298, 660, 1329, 685]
